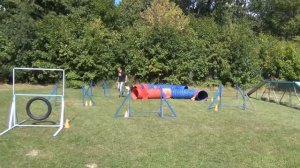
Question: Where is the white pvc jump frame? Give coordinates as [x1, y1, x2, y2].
[0, 68, 65, 137]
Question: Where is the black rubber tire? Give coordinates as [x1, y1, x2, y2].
[26, 97, 52, 121]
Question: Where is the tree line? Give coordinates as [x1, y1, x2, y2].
[0, 0, 299, 88]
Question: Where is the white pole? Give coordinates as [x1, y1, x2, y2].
[53, 96, 65, 137]
[62, 70, 65, 97]
[14, 67, 64, 71]
[15, 94, 63, 97]
[8, 101, 14, 129]
[13, 96, 17, 126]
[19, 125, 60, 127]
[0, 127, 15, 136]
[53, 70, 65, 137]
[13, 68, 15, 96]
[0, 100, 16, 136]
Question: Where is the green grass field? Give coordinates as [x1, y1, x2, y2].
[0, 84, 299, 168]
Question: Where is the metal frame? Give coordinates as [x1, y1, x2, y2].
[208, 84, 222, 110]
[114, 89, 176, 118]
[101, 80, 111, 97]
[248, 80, 300, 109]
[48, 83, 59, 105]
[0, 67, 65, 137]
[82, 83, 96, 107]
[255, 81, 299, 105]
[208, 84, 254, 112]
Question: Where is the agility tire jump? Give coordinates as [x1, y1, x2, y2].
[26, 97, 52, 121]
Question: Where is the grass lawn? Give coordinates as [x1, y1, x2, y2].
[0, 84, 299, 168]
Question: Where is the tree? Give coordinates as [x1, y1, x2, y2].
[119, 23, 209, 84]
[0, 32, 15, 82]
[0, 0, 299, 87]
[142, 0, 189, 31]
[190, 17, 231, 83]
[250, 0, 300, 38]
[259, 34, 300, 80]
[0, 1, 36, 53]
[107, 0, 146, 30]
[173, 0, 216, 16]
[224, 23, 261, 87]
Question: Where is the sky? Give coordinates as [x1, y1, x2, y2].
[114, 0, 122, 6]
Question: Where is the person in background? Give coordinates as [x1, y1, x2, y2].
[117, 67, 128, 97]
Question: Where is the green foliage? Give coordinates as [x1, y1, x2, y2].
[119, 24, 208, 84]
[259, 34, 300, 80]
[109, 0, 146, 30]
[250, 0, 300, 38]
[0, 0, 300, 87]
[0, 1, 36, 52]
[0, 32, 14, 64]
[190, 17, 231, 82]
[142, 0, 189, 31]
[190, 17, 261, 88]
[0, 32, 15, 81]
[224, 23, 262, 88]
[76, 18, 120, 82]
[11, 8, 121, 86]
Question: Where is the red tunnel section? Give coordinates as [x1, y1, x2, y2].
[131, 84, 171, 100]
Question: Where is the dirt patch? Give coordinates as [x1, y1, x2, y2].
[85, 163, 97, 168]
[26, 149, 39, 157]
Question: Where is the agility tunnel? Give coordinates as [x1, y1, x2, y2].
[171, 89, 208, 101]
[147, 84, 188, 90]
[131, 84, 208, 101]
[131, 85, 171, 99]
